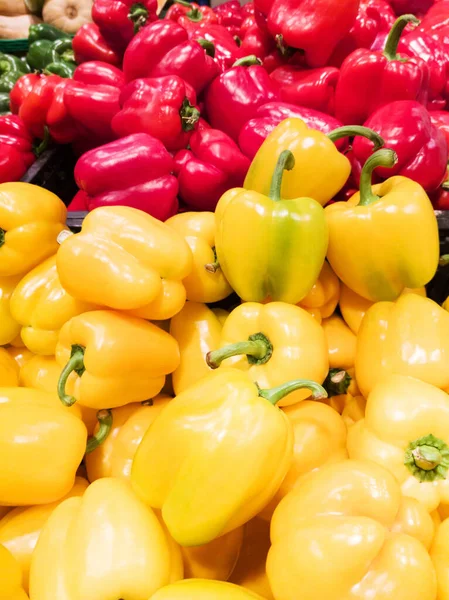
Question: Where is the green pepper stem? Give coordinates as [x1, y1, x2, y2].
[198, 38, 215, 57]
[205, 246, 220, 273]
[0, 228, 5, 248]
[58, 345, 85, 407]
[232, 55, 262, 67]
[206, 332, 273, 369]
[85, 410, 113, 454]
[275, 34, 295, 58]
[384, 14, 420, 61]
[129, 3, 149, 32]
[180, 98, 200, 132]
[187, 7, 203, 20]
[327, 126, 385, 151]
[269, 150, 295, 202]
[34, 126, 50, 157]
[323, 369, 352, 397]
[404, 434, 449, 482]
[440, 255, 449, 267]
[175, 0, 191, 6]
[259, 379, 327, 406]
[357, 149, 398, 206]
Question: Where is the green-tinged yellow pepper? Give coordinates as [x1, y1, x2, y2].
[325, 149, 439, 302]
[215, 150, 328, 304]
[169, 302, 224, 396]
[10, 255, 98, 355]
[0, 543, 28, 600]
[56, 206, 192, 315]
[56, 310, 180, 409]
[0, 275, 21, 345]
[206, 301, 328, 407]
[132, 368, 326, 546]
[298, 261, 340, 322]
[166, 212, 233, 303]
[0, 347, 19, 386]
[29, 478, 172, 600]
[321, 314, 356, 370]
[150, 580, 268, 599]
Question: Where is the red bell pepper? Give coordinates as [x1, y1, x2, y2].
[74, 133, 178, 220]
[238, 101, 346, 159]
[431, 182, 449, 210]
[269, 65, 339, 114]
[173, 128, 250, 210]
[73, 23, 123, 67]
[18, 74, 62, 139]
[167, 0, 218, 26]
[430, 110, 449, 151]
[266, 0, 360, 68]
[9, 73, 40, 114]
[352, 100, 447, 192]
[112, 75, 200, 152]
[92, 0, 158, 49]
[418, 1, 449, 54]
[122, 20, 219, 94]
[213, 0, 244, 37]
[184, 22, 242, 71]
[204, 55, 279, 142]
[334, 15, 430, 125]
[68, 190, 89, 211]
[240, 23, 276, 62]
[390, 0, 436, 16]
[0, 115, 36, 183]
[73, 61, 125, 89]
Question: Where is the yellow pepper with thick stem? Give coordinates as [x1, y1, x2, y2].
[0, 347, 19, 386]
[267, 460, 437, 600]
[56, 310, 180, 409]
[0, 543, 28, 600]
[150, 580, 268, 599]
[206, 302, 328, 407]
[0, 275, 21, 345]
[56, 206, 192, 315]
[355, 293, 449, 398]
[166, 212, 233, 303]
[29, 478, 172, 600]
[325, 149, 439, 302]
[298, 261, 340, 323]
[348, 374, 449, 513]
[132, 368, 326, 546]
[0, 183, 66, 278]
[215, 150, 328, 305]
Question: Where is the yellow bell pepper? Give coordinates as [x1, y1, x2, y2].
[85, 394, 171, 482]
[341, 393, 367, 427]
[215, 150, 328, 304]
[392, 496, 436, 551]
[0, 477, 88, 593]
[0, 347, 19, 386]
[6, 346, 34, 369]
[132, 368, 326, 546]
[29, 478, 172, 600]
[298, 261, 340, 320]
[431, 517, 449, 599]
[0, 275, 21, 345]
[166, 212, 233, 303]
[154, 512, 184, 583]
[56, 310, 180, 409]
[212, 307, 229, 326]
[206, 302, 328, 407]
[0, 543, 28, 600]
[244, 118, 383, 206]
[0, 183, 66, 278]
[0, 387, 87, 506]
[325, 149, 439, 302]
[10, 255, 98, 356]
[56, 206, 192, 314]
[321, 314, 356, 370]
[355, 293, 449, 398]
[267, 459, 437, 600]
[150, 580, 268, 599]
[348, 374, 449, 513]
[169, 301, 224, 395]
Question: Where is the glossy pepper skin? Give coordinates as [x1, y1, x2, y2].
[0, 348, 19, 387]
[0, 388, 87, 506]
[206, 302, 328, 407]
[325, 150, 439, 302]
[56, 206, 192, 313]
[74, 134, 179, 220]
[28, 23, 70, 44]
[0, 183, 66, 278]
[214, 0, 244, 36]
[166, 0, 218, 26]
[92, 0, 158, 49]
[132, 368, 326, 546]
[0, 275, 21, 345]
[355, 293, 449, 398]
[166, 213, 233, 304]
[112, 76, 200, 152]
[173, 129, 250, 212]
[418, 1, 449, 54]
[17, 74, 62, 139]
[0, 544, 28, 600]
[29, 478, 172, 600]
[150, 580, 267, 599]
[430, 110, 449, 149]
[322, 315, 357, 371]
[267, 459, 437, 600]
[72, 23, 123, 67]
[9, 74, 39, 115]
[431, 517, 449, 600]
[240, 23, 276, 63]
[0, 53, 30, 91]
[0, 115, 36, 184]
[73, 61, 125, 89]
[299, 261, 340, 323]
[56, 310, 180, 410]
[335, 15, 430, 125]
[217, 151, 328, 304]
[185, 22, 242, 71]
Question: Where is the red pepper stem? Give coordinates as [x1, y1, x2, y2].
[269, 150, 295, 202]
[129, 3, 149, 33]
[383, 14, 420, 61]
[34, 126, 50, 157]
[58, 345, 86, 407]
[327, 126, 385, 151]
[259, 379, 327, 406]
[0, 228, 5, 248]
[180, 98, 200, 132]
[206, 332, 273, 368]
[198, 38, 215, 57]
[187, 7, 203, 20]
[232, 55, 263, 67]
[358, 149, 398, 206]
[85, 410, 113, 454]
[175, 0, 191, 6]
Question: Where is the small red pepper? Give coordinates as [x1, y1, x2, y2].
[73, 61, 126, 89]
[112, 75, 200, 152]
[240, 23, 276, 62]
[18, 74, 63, 139]
[0, 115, 36, 184]
[68, 190, 89, 211]
[184, 22, 243, 71]
[430, 110, 449, 152]
[173, 128, 250, 211]
[74, 133, 178, 220]
[167, 0, 218, 26]
[92, 0, 158, 49]
[335, 15, 430, 125]
[73, 23, 123, 67]
[390, 0, 436, 16]
[9, 73, 40, 115]
[431, 185, 449, 210]
[213, 0, 244, 37]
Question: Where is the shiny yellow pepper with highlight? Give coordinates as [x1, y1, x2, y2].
[150, 580, 268, 599]
[0, 275, 21, 345]
[0, 347, 19, 386]
[299, 261, 340, 323]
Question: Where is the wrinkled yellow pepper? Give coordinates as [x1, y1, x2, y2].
[150, 579, 268, 599]
[0, 347, 19, 386]
[0, 543, 28, 600]
[299, 261, 340, 322]
[0, 275, 21, 345]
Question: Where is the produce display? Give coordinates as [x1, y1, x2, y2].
[2, 0, 449, 599]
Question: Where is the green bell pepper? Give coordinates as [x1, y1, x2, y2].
[44, 61, 76, 78]
[0, 53, 31, 76]
[0, 72, 23, 93]
[26, 39, 54, 71]
[0, 93, 11, 115]
[28, 23, 71, 44]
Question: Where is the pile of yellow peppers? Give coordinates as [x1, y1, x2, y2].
[1, 117, 449, 600]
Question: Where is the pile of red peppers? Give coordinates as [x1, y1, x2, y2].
[2, 0, 449, 216]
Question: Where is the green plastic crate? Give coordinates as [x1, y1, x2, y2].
[0, 38, 29, 54]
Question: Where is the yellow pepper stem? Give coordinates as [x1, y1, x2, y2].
[85, 409, 113, 454]
[404, 434, 449, 482]
[58, 344, 86, 407]
[258, 379, 327, 406]
[323, 368, 352, 397]
[358, 149, 398, 206]
[384, 14, 420, 61]
[206, 332, 273, 368]
[0, 228, 4, 247]
[327, 126, 385, 151]
[269, 150, 295, 202]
